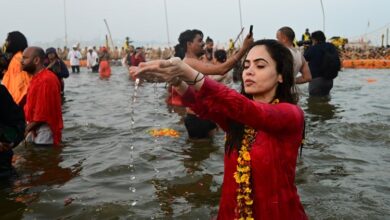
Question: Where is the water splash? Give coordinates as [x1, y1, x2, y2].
[153, 80, 161, 174]
[129, 77, 140, 207]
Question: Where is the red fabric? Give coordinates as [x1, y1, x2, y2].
[99, 60, 111, 78]
[130, 54, 145, 67]
[24, 69, 63, 145]
[182, 78, 308, 220]
[166, 86, 183, 106]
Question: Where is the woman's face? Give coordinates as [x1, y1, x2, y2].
[242, 45, 282, 101]
[48, 53, 56, 60]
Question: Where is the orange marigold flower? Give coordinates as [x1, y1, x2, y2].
[240, 174, 249, 183]
[243, 151, 251, 161]
[245, 199, 253, 205]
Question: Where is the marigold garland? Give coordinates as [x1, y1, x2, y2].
[234, 99, 279, 219]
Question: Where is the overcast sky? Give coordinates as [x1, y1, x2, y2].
[1, 0, 389, 47]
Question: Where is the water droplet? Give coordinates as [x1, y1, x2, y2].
[130, 175, 136, 180]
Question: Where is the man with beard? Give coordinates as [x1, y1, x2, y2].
[22, 47, 63, 146]
[1, 31, 31, 106]
[170, 29, 253, 139]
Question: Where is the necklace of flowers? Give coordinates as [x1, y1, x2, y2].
[233, 98, 279, 220]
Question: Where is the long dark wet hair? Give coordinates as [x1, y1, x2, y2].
[225, 39, 299, 153]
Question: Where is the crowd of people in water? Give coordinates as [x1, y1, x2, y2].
[0, 26, 387, 219]
[47, 39, 390, 64]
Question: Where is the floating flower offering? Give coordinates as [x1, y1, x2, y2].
[149, 128, 180, 138]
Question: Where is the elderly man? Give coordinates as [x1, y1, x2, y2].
[22, 47, 63, 145]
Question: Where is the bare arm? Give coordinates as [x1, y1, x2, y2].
[185, 33, 253, 75]
[295, 58, 312, 84]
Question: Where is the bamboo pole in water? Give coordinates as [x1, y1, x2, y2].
[104, 18, 115, 50]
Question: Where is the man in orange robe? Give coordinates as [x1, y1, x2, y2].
[22, 47, 63, 145]
[1, 31, 31, 106]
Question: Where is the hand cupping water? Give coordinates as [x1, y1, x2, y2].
[128, 58, 205, 91]
[129, 57, 185, 83]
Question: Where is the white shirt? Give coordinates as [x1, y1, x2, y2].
[67, 49, 82, 66]
[289, 47, 304, 77]
[87, 50, 99, 67]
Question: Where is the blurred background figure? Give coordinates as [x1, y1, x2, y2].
[1, 31, 31, 107]
[67, 45, 82, 73]
[86, 46, 99, 73]
[99, 47, 111, 79]
[45, 47, 69, 97]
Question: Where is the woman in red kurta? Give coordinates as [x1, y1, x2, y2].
[133, 39, 308, 219]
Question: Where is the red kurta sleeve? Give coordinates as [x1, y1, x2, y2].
[181, 82, 229, 130]
[189, 77, 303, 134]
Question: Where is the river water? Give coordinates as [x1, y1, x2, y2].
[1, 67, 389, 219]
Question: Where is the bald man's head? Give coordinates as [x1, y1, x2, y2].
[22, 46, 46, 74]
[30, 47, 45, 62]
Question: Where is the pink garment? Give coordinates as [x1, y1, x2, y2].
[181, 77, 308, 219]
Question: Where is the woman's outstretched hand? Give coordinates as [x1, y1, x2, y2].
[129, 57, 199, 84]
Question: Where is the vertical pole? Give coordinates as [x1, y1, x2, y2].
[387, 28, 389, 46]
[238, 0, 243, 42]
[104, 19, 115, 49]
[381, 34, 384, 47]
[320, 0, 326, 33]
[163, 0, 170, 47]
[63, 0, 68, 46]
